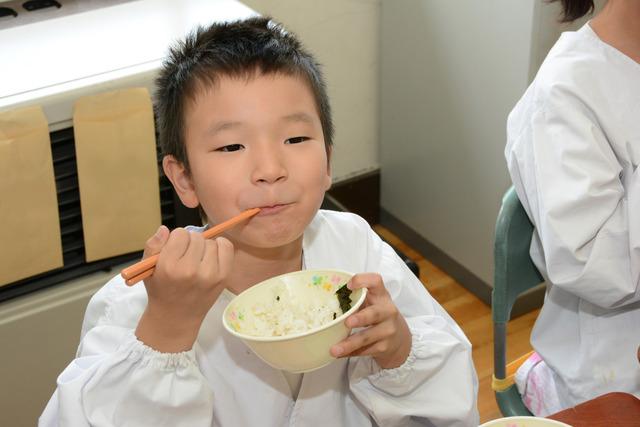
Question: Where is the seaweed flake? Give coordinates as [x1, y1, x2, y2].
[335, 283, 352, 313]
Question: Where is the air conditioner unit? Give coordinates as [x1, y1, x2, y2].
[0, 0, 257, 301]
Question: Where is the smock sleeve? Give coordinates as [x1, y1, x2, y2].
[506, 88, 640, 309]
[347, 218, 479, 427]
[38, 275, 214, 427]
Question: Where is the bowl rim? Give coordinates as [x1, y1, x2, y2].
[479, 416, 572, 427]
[222, 269, 368, 342]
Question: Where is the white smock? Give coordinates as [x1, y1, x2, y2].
[39, 210, 479, 426]
[505, 23, 640, 414]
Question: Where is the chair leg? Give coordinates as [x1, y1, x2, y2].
[495, 386, 533, 417]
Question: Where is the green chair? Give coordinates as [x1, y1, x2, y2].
[492, 186, 544, 416]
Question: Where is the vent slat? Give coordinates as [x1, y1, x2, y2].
[58, 194, 80, 208]
[62, 241, 85, 253]
[59, 211, 81, 222]
[61, 222, 83, 236]
[50, 128, 74, 144]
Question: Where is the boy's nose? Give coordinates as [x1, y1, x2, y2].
[251, 148, 288, 184]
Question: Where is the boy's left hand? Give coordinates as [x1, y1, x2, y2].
[330, 273, 412, 369]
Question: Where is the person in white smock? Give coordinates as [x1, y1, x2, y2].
[39, 17, 479, 426]
[505, 0, 640, 417]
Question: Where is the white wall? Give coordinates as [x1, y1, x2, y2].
[242, 0, 381, 182]
[0, 270, 117, 427]
[379, 0, 588, 285]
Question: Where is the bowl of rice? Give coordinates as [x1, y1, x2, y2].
[222, 269, 367, 373]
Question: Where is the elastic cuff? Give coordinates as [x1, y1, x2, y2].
[123, 331, 198, 371]
[370, 326, 423, 383]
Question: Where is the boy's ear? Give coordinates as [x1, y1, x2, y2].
[324, 146, 333, 191]
[162, 155, 200, 208]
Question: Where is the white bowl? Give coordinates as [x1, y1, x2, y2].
[480, 416, 572, 427]
[223, 269, 367, 373]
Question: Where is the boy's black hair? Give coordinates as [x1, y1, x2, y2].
[549, 0, 594, 22]
[155, 16, 334, 172]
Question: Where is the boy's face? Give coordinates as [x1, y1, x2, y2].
[165, 72, 331, 250]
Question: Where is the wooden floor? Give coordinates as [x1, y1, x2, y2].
[374, 225, 540, 424]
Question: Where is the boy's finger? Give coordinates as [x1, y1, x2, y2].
[142, 225, 169, 259]
[347, 273, 388, 298]
[182, 231, 206, 264]
[345, 304, 395, 328]
[342, 342, 377, 358]
[201, 239, 220, 281]
[201, 237, 234, 284]
[158, 228, 191, 263]
[215, 237, 234, 281]
[330, 325, 386, 357]
[346, 341, 390, 358]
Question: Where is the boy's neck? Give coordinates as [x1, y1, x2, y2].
[222, 237, 304, 295]
[590, 0, 640, 64]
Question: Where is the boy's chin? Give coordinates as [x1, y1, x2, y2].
[249, 233, 302, 249]
[234, 227, 304, 251]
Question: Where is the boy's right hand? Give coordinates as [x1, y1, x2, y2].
[135, 225, 234, 353]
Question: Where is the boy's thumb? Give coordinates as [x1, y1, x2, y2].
[143, 225, 169, 258]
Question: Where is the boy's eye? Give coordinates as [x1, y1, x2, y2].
[285, 136, 310, 144]
[216, 144, 244, 152]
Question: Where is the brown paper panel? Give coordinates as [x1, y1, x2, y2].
[0, 106, 63, 286]
[74, 88, 161, 262]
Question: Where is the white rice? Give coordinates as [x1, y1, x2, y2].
[238, 285, 343, 337]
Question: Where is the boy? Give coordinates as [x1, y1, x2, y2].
[40, 17, 478, 426]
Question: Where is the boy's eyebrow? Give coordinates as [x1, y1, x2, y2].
[281, 112, 315, 124]
[206, 113, 315, 137]
[206, 121, 243, 136]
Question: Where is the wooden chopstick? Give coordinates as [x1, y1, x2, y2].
[121, 208, 261, 286]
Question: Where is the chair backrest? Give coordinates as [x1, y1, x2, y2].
[493, 186, 543, 385]
[493, 186, 543, 324]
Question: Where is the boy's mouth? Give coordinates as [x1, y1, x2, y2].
[255, 203, 291, 216]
